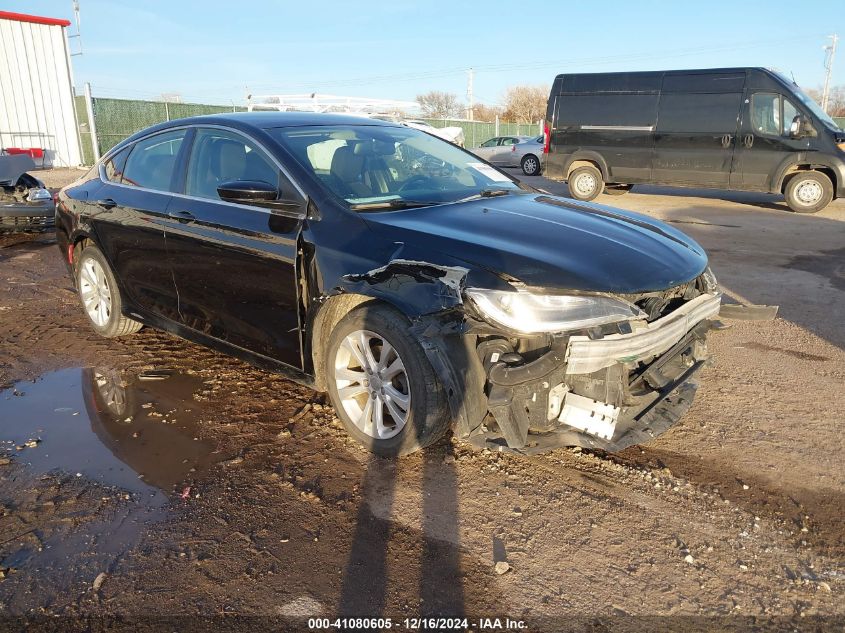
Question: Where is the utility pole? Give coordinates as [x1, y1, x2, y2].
[822, 33, 838, 114]
[466, 67, 474, 121]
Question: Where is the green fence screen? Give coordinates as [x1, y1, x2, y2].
[74, 96, 541, 164]
[75, 96, 246, 164]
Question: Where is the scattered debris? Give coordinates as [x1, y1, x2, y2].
[180, 486, 192, 500]
[290, 403, 312, 422]
[494, 561, 511, 575]
[684, 554, 696, 565]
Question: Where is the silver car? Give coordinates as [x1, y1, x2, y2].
[471, 135, 543, 176]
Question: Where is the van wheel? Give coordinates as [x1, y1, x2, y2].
[568, 165, 603, 201]
[521, 154, 541, 176]
[604, 184, 633, 196]
[784, 171, 833, 213]
[75, 245, 143, 338]
[325, 303, 450, 456]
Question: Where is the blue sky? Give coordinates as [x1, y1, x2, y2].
[7, 0, 844, 108]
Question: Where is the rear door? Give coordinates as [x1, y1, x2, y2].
[491, 137, 518, 165]
[652, 73, 744, 186]
[163, 126, 305, 368]
[733, 92, 810, 189]
[474, 137, 500, 161]
[90, 129, 187, 320]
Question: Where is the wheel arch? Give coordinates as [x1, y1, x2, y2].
[775, 161, 838, 195]
[564, 151, 609, 180]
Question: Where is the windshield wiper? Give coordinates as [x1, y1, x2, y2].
[457, 187, 515, 202]
[349, 199, 438, 210]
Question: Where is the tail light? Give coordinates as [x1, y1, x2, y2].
[511, 144, 516, 152]
[543, 122, 550, 154]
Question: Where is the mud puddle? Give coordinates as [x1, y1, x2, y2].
[1, 367, 221, 501]
[0, 368, 227, 607]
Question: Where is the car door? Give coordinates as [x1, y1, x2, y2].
[492, 137, 518, 165]
[163, 126, 305, 368]
[474, 137, 500, 161]
[89, 129, 187, 320]
[732, 92, 810, 190]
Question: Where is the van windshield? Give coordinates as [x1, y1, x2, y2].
[272, 124, 521, 209]
[779, 76, 841, 130]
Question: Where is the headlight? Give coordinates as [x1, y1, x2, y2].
[27, 188, 52, 202]
[465, 288, 646, 334]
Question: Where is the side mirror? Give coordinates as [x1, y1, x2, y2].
[217, 180, 278, 203]
[789, 115, 818, 140]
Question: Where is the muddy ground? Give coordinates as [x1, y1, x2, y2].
[0, 168, 843, 631]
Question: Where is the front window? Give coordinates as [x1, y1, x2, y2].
[272, 124, 520, 208]
[185, 128, 279, 200]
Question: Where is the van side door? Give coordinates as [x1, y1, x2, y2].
[652, 73, 744, 187]
[733, 92, 810, 190]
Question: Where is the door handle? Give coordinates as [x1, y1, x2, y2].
[744, 134, 754, 148]
[168, 210, 195, 223]
[93, 198, 116, 210]
[720, 134, 732, 149]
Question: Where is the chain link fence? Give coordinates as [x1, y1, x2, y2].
[75, 96, 246, 164]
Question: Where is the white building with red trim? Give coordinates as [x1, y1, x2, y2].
[0, 10, 82, 167]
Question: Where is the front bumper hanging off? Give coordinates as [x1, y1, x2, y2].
[470, 292, 723, 454]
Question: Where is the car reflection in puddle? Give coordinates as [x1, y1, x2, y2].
[1, 367, 220, 502]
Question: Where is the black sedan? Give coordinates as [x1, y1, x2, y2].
[56, 113, 722, 456]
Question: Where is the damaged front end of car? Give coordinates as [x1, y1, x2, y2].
[465, 273, 721, 453]
[338, 252, 722, 454]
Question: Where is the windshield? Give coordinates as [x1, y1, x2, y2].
[777, 74, 841, 130]
[272, 124, 520, 208]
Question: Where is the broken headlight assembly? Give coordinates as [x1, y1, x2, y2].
[465, 288, 646, 334]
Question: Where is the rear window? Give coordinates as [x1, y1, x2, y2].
[556, 94, 659, 128]
[121, 130, 186, 191]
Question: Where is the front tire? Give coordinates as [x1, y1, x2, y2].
[784, 171, 833, 213]
[325, 303, 450, 456]
[521, 154, 541, 176]
[567, 165, 603, 201]
[75, 244, 143, 338]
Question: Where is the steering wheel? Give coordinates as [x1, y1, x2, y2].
[399, 175, 434, 192]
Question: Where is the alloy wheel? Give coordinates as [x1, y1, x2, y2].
[333, 329, 410, 440]
[79, 258, 112, 327]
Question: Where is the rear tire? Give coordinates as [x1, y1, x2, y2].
[604, 184, 633, 196]
[567, 165, 603, 201]
[75, 244, 143, 338]
[521, 154, 541, 176]
[784, 171, 833, 213]
[325, 303, 450, 456]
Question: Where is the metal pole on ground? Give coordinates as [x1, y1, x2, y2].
[83, 82, 100, 163]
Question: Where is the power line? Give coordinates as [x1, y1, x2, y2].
[244, 33, 825, 93]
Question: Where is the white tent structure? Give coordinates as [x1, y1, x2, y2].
[0, 11, 82, 167]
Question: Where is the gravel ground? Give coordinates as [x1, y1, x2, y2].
[0, 169, 843, 631]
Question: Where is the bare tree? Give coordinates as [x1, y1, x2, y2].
[472, 103, 503, 122]
[502, 85, 549, 123]
[416, 91, 463, 118]
[806, 85, 845, 117]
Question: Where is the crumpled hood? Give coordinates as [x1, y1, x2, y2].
[362, 193, 708, 293]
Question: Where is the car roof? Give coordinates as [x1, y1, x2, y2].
[113, 111, 400, 154]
